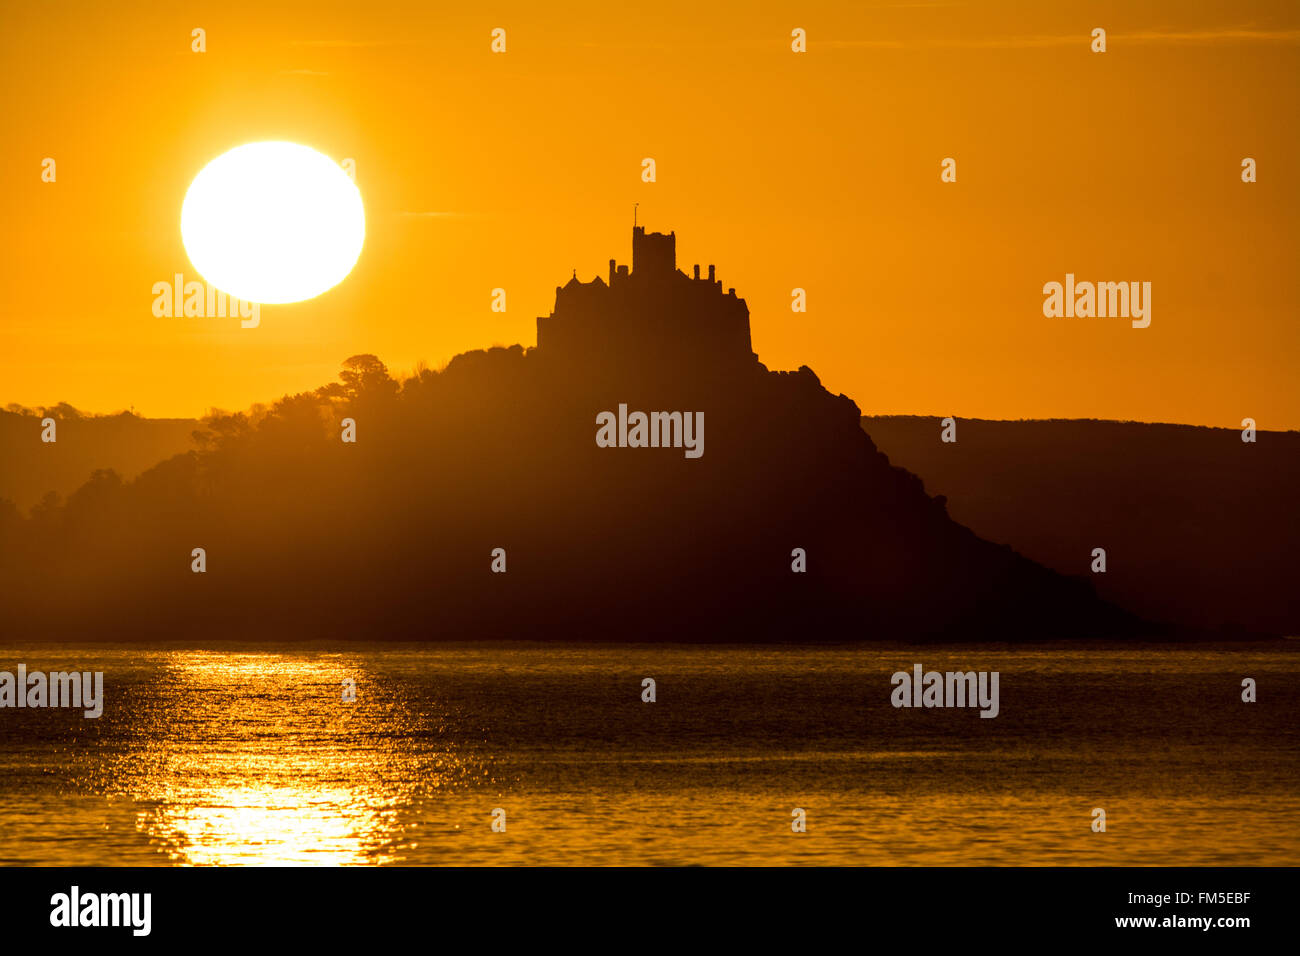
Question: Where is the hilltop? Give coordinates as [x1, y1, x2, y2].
[0, 228, 1139, 642]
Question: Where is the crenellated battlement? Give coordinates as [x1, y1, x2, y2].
[537, 225, 755, 368]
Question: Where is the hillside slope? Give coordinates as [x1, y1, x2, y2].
[863, 416, 1300, 636]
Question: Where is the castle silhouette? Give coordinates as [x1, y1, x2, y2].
[536, 226, 755, 367]
[0, 219, 1145, 644]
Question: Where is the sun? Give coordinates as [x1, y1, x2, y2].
[181, 142, 365, 305]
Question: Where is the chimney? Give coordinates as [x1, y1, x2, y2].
[693, 264, 700, 280]
[609, 259, 616, 285]
[708, 264, 715, 283]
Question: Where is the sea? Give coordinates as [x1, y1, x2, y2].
[0, 642, 1296, 866]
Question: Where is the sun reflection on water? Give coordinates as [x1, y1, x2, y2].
[123, 651, 465, 866]
[138, 786, 400, 866]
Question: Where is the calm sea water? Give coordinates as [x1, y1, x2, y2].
[0, 642, 1296, 866]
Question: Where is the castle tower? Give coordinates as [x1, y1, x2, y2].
[631, 226, 675, 277]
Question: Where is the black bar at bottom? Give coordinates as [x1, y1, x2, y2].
[0, 866, 1288, 944]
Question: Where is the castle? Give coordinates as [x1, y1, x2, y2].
[536, 226, 755, 367]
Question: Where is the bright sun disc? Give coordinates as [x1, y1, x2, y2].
[181, 141, 364, 304]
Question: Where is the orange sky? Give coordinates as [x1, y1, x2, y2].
[1, 0, 1297, 426]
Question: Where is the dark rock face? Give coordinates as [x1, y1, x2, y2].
[0, 229, 1136, 642]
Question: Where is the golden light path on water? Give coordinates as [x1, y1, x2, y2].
[140, 785, 394, 866]
[5, 643, 1295, 866]
[122, 652, 470, 866]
